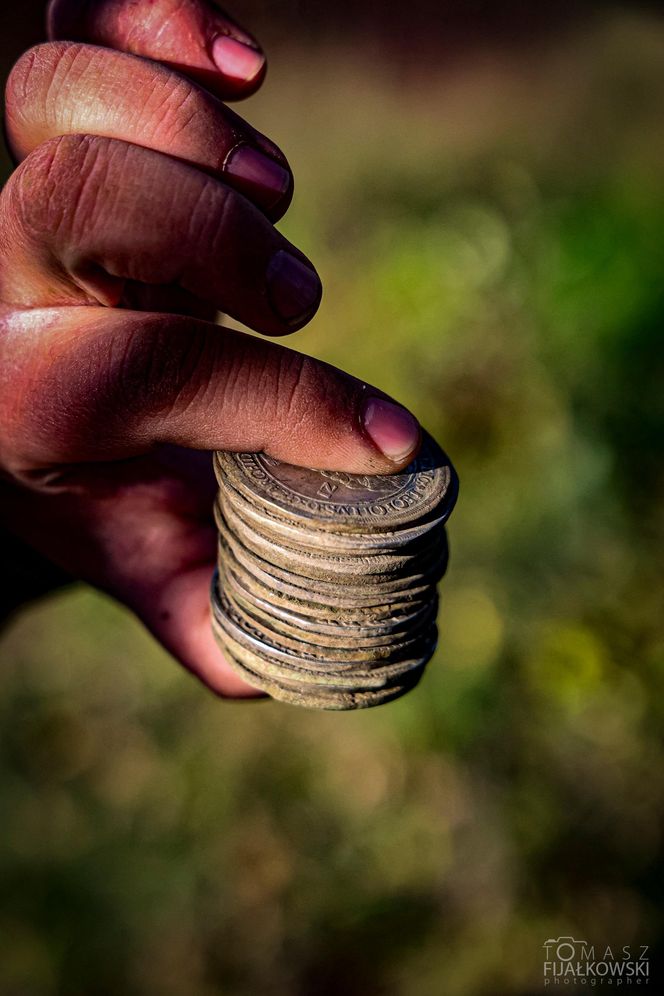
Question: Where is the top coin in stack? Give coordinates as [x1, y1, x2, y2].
[213, 431, 456, 535]
[210, 431, 458, 711]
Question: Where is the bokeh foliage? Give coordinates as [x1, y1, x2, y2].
[1, 9, 663, 995]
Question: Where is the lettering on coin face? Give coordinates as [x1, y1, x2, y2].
[216, 432, 457, 529]
[258, 455, 424, 506]
[247, 453, 424, 517]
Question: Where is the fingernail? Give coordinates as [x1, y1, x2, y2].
[267, 251, 322, 326]
[212, 36, 265, 83]
[225, 145, 291, 212]
[362, 398, 421, 463]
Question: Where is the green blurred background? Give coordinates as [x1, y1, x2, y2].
[1, 2, 663, 993]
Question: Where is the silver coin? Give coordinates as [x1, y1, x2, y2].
[219, 560, 437, 636]
[214, 431, 458, 534]
[216, 638, 427, 711]
[218, 532, 435, 610]
[212, 581, 438, 669]
[218, 563, 438, 650]
[216, 523, 447, 597]
[211, 600, 435, 693]
[218, 475, 449, 554]
[219, 543, 434, 620]
[212, 616, 432, 694]
[215, 492, 445, 582]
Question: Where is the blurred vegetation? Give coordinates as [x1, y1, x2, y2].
[1, 7, 664, 995]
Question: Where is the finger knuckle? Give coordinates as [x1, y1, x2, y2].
[5, 47, 40, 122]
[6, 44, 55, 113]
[5, 42, 83, 130]
[12, 133, 120, 244]
[9, 134, 73, 239]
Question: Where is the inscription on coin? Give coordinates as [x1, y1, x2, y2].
[248, 451, 431, 513]
[216, 431, 457, 530]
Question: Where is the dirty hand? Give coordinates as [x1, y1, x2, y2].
[0, 0, 421, 697]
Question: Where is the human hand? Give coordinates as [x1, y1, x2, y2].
[0, 0, 422, 698]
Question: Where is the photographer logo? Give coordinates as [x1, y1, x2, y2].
[543, 937, 649, 986]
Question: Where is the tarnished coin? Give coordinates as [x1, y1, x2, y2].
[217, 565, 438, 651]
[218, 475, 449, 554]
[214, 431, 458, 534]
[215, 491, 446, 582]
[210, 429, 457, 710]
[212, 581, 437, 668]
[218, 531, 435, 610]
[219, 559, 437, 635]
[211, 584, 437, 689]
[220, 545, 434, 621]
[217, 640, 427, 711]
[216, 485, 446, 564]
[217, 526, 448, 598]
[213, 617, 432, 693]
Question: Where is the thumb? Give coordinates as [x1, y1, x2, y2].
[1, 308, 421, 480]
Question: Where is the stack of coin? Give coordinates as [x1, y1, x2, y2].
[210, 432, 458, 711]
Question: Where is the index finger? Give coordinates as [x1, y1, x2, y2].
[47, 0, 267, 99]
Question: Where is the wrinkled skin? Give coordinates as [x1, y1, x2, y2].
[0, 0, 422, 697]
